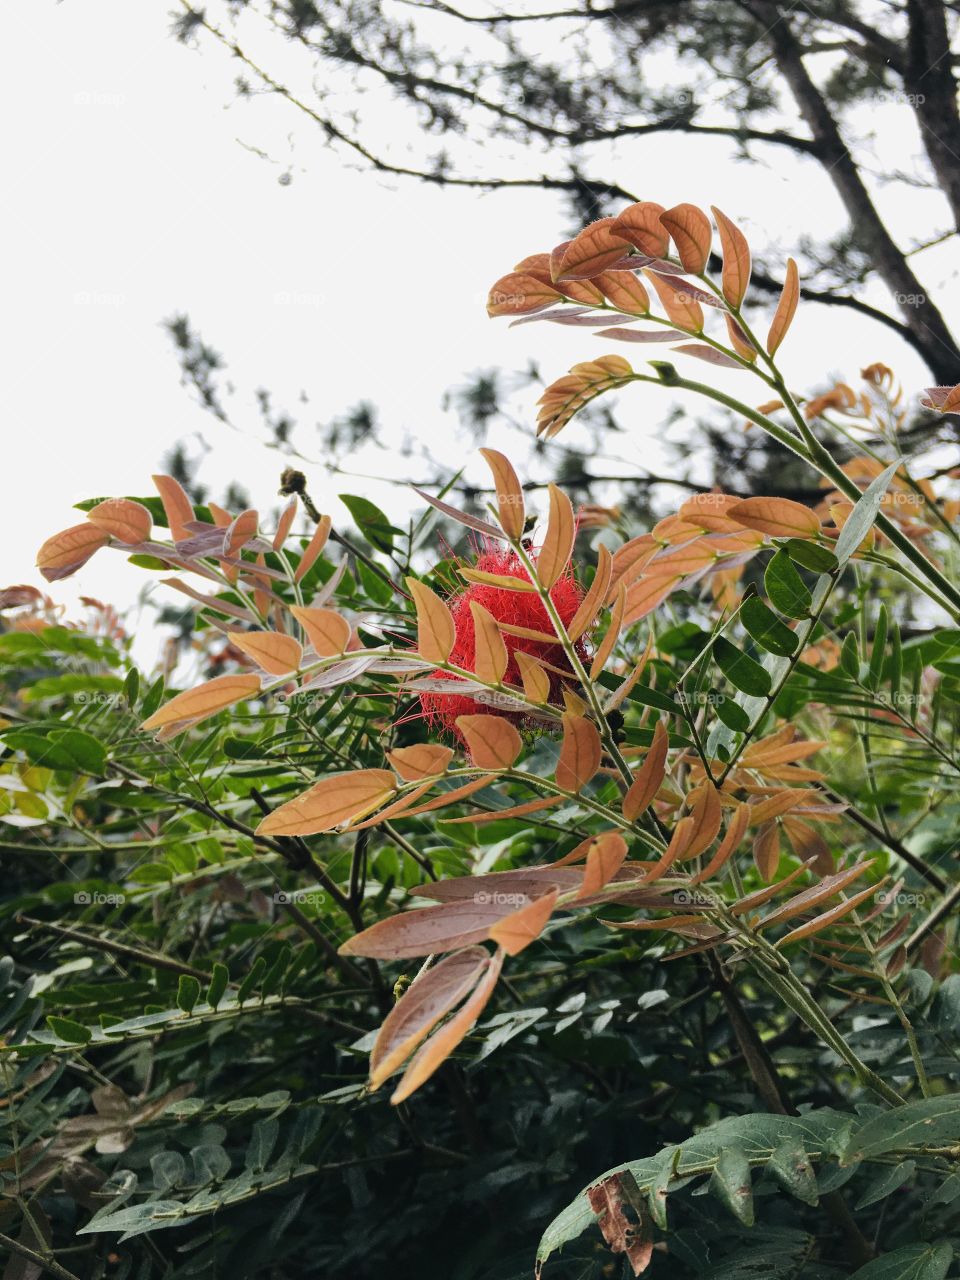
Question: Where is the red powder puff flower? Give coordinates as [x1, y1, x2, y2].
[418, 544, 588, 739]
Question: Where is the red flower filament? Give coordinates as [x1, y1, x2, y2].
[418, 546, 587, 738]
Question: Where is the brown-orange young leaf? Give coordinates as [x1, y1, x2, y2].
[140, 674, 262, 734]
[256, 769, 397, 836]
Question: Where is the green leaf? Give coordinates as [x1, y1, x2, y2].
[206, 963, 229, 1010]
[854, 1160, 915, 1209]
[245, 1117, 280, 1172]
[77, 1200, 191, 1240]
[237, 956, 267, 1004]
[845, 1096, 960, 1162]
[141, 676, 165, 721]
[338, 493, 402, 553]
[740, 598, 798, 657]
[781, 539, 838, 573]
[709, 1145, 754, 1225]
[5, 728, 107, 774]
[713, 696, 750, 733]
[151, 1150, 187, 1191]
[767, 1138, 819, 1206]
[764, 550, 812, 619]
[46, 1015, 92, 1044]
[713, 637, 772, 697]
[123, 667, 140, 706]
[849, 1243, 952, 1280]
[840, 632, 861, 679]
[834, 461, 900, 567]
[889, 620, 902, 703]
[176, 975, 201, 1014]
[868, 604, 888, 691]
[356, 557, 395, 604]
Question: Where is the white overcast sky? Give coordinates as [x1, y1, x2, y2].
[3, 2, 957, 638]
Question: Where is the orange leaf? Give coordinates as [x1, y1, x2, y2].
[487, 271, 562, 316]
[479, 448, 525, 539]
[36, 524, 109, 582]
[536, 356, 635, 439]
[391, 949, 503, 1103]
[443, 795, 562, 826]
[677, 493, 743, 533]
[140, 674, 261, 733]
[643, 814, 696, 883]
[766, 258, 799, 355]
[369, 947, 491, 1090]
[256, 769, 397, 836]
[782, 817, 833, 876]
[489, 889, 559, 955]
[86, 499, 152, 544]
[727, 496, 820, 539]
[456, 715, 522, 769]
[644, 271, 703, 332]
[623, 720, 668, 821]
[623, 574, 682, 624]
[568, 544, 613, 640]
[659, 203, 712, 273]
[690, 802, 750, 885]
[152, 474, 194, 543]
[725, 313, 758, 362]
[556, 713, 602, 792]
[578, 832, 628, 899]
[776, 881, 880, 948]
[684, 783, 722, 859]
[228, 629, 302, 675]
[608, 534, 658, 601]
[538, 483, 576, 590]
[351, 777, 490, 826]
[294, 514, 332, 583]
[710, 206, 751, 308]
[753, 821, 781, 881]
[594, 271, 651, 316]
[756, 860, 876, 930]
[387, 744, 454, 782]
[515, 650, 551, 704]
[610, 201, 669, 256]
[470, 601, 509, 685]
[290, 606, 352, 657]
[225, 509, 259, 555]
[273, 497, 298, 551]
[555, 218, 630, 281]
[459, 567, 537, 593]
[589, 581, 626, 679]
[749, 789, 819, 826]
[407, 577, 456, 663]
